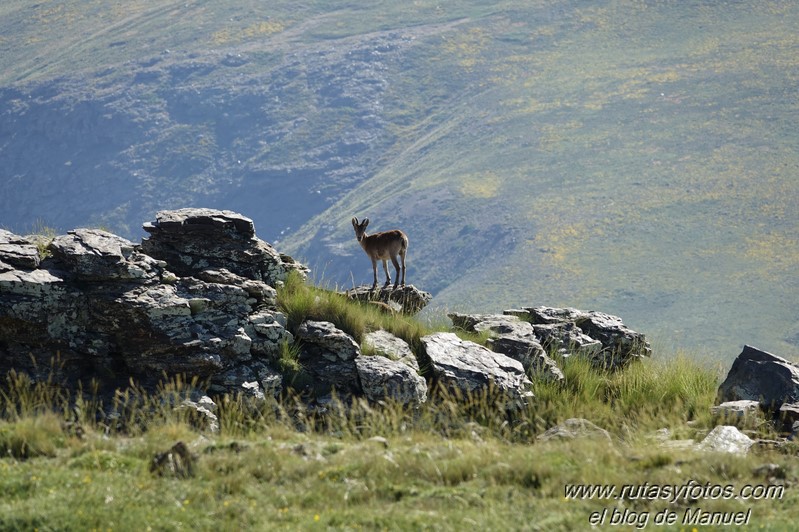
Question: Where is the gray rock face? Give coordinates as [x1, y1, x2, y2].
[142, 208, 308, 286]
[346, 284, 432, 314]
[0, 210, 303, 400]
[50, 229, 160, 282]
[420, 332, 534, 403]
[717, 345, 799, 410]
[296, 320, 361, 394]
[355, 355, 427, 407]
[531, 322, 603, 359]
[0, 229, 41, 270]
[363, 330, 419, 372]
[448, 312, 564, 383]
[508, 306, 650, 369]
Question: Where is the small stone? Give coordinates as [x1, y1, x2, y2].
[699, 425, 754, 454]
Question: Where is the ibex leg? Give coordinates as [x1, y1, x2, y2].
[370, 258, 379, 290]
[399, 249, 406, 287]
[390, 256, 401, 290]
[381, 259, 391, 286]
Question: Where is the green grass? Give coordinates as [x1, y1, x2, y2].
[0, 363, 795, 530]
[2, 284, 797, 529]
[277, 270, 436, 353]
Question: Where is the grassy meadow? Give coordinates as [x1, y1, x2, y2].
[1, 277, 797, 530]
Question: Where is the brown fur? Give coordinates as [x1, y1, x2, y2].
[352, 216, 408, 289]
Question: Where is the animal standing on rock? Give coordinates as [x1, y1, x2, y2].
[351, 216, 408, 290]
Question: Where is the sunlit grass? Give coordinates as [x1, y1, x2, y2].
[0, 327, 794, 530]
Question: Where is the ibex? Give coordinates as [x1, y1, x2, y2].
[351, 216, 408, 290]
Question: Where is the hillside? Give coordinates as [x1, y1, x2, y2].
[1, 1, 798, 359]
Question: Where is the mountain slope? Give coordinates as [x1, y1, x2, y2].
[280, 2, 799, 358]
[1, 1, 798, 359]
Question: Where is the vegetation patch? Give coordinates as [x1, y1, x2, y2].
[1, 285, 796, 529]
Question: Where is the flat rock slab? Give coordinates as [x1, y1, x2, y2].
[0, 229, 40, 270]
[144, 208, 256, 237]
[421, 332, 533, 403]
[346, 284, 432, 315]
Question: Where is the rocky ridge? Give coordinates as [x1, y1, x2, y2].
[1, 210, 304, 400]
[0, 208, 649, 411]
[5, 208, 798, 453]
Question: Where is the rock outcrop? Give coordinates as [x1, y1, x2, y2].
[142, 208, 308, 284]
[346, 284, 432, 314]
[0, 210, 301, 401]
[2, 208, 662, 420]
[504, 306, 651, 369]
[717, 345, 799, 410]
[420, 332, 534, 404]
[448, 312, 564, 383]
[295, 320, 362, 395]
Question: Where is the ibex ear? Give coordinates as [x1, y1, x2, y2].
[352, 217, 358, 227]
[363, 218, 369, 227]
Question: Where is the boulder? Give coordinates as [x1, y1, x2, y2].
[296, 320, 361, 394]
[363, 330, 419, 372]
[717, 345, 799, 410]
[355, 355, 427, 407]
[448, 312, 564, 383]
[346, 284, 431, 314]
[699, 425, 754, 454]
[778, 403, 799, 433]
[420, 332, 534, 403]
[142, 208, 307, 285]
